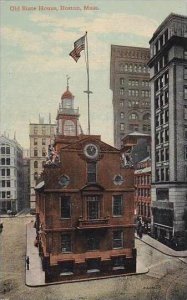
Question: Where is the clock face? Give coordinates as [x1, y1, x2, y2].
[84, 143, 99, 159]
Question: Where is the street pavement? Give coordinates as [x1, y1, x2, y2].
[1, 216, 187, 300]
[136, 234, 187, 258]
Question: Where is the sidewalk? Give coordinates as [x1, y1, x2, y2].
[136, 234, 187, 258]
[26, 221, 148, 287]
[26, 221, 45, 286]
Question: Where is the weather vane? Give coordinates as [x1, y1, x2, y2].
[66, 75, 70, 89]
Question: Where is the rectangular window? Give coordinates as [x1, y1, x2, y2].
[7, 180, 10, 187]
[6, 158, 10, 165]
[184, 68, 187, 80]
[185, 166, 187, 181]
[87, 162, 96, 183]
[112, 256, 125, 270]
[34, 149, 38, 157]
[1, 158, 5, 165]
[113, 195, 123, 216]
[34, 138, 37, 145]
[120, 123, 125, 131]
[156, 188, 169, 201]
[1, 169, 5, 176]
[42, 138, 46, 145]
[6, 147, 10, 154]
[184, 87, 187, 100]
[87, 258, 100, 272]
[113, 230, 123, 249]
[2, 180, 5, 187]
[185, 127, 187, 140]
[185, 146, 187, 160]
[61, 234, 71, 252]
[61, 196, 71, 218]
[87, 196, 99, 219]
[185, 107, 187, 120]
[1, 147, 5, 154]
[87, 234, 99, 251]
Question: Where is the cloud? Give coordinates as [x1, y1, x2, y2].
[30, 12, 158, 38]
[0, 26, 45, 53]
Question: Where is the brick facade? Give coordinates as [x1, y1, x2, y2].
[35, 135, 136, 282]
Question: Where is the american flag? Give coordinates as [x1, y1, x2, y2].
[69, 34, 86, 62]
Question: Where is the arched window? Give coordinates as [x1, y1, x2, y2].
[64, 120, 76, 136]
[34, 161, 38, 168]
[143, 113, 151, 121]
[129, 113, 138, 120]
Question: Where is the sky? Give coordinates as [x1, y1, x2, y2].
[0, 0, 186, 149]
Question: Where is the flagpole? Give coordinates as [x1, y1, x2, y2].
[84, 31, 92, 135]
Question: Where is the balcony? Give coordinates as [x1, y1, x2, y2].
[77, 217, 110, 229]
[58, 107, 79, 116]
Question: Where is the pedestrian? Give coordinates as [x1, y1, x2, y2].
[26, 256, 30, 270]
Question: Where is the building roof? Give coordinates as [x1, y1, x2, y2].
[149, 13, 187, 43]
[122, 131, 151, 141]
[134, 167, 151, 174]
[61, 88, 74, 100]
[0, 135, 23, 151]
[138, 156, 151, 163]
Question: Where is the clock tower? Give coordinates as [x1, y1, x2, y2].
[56, 77, 81, 137]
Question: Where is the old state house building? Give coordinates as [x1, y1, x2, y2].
[35, 85, 136, 282]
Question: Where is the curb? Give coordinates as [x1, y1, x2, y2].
[25, 267, 149, 288]
[136, 236, 187, 258]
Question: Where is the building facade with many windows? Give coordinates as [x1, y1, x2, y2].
[134, 157, 151, 227]
[0, 135, 23, 213]
[29, 119, 56, 210]
[148, 13, 187, 248]
[35, 135, 136, 282]
[110, 45, 151, 148]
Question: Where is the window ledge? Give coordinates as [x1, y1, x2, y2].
[87, 269, 100, 274]
[60, 272, 74, 276]
[113, 266, 125, 271]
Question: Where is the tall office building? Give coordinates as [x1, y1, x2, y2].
[110, 45, 151, 149]
[22, 149, 30, 210]
[148, 13, 187, 248]
[0, 135, 23, 213]
[29, 117, 56, 210]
